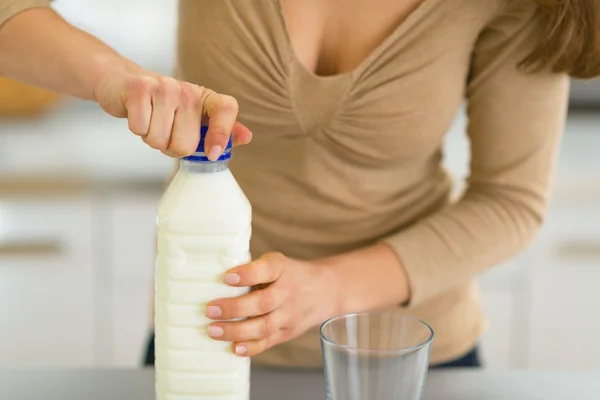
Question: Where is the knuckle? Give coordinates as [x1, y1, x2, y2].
[165, 146, 185, 158]
[160, 149, 178, 158]
[168, 141, 195, 158]
[230, 299, 243, 319]
[262, 315, 276, 336]
[129, 76, 157, 95]
[197, 85, 210, 98]
[179, 83, 199, 109]
[144, 137, 169, 151]
[157, 77, 181, 101]
[219, 95, 239, 112]
[210, 128, 230, 140]
[234, 323, 248, 340]
[156, 141, 169, 151]
[128, 120, 147, 136]
[144, 129, 171, 150]
[260, 319, 269, 338]
[199, 87, 215, 106]
[159, 76, 178, 86]
[183, 141, 198, 155]
[258, 289, 276, 313]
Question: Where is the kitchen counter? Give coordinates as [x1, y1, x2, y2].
[1, 368, 600, 399]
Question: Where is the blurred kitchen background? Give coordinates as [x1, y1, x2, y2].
[1, 0, 599, 370]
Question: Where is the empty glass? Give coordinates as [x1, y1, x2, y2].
[320, 311, 434, 400]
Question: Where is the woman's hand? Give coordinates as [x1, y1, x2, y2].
[205, 252, 338, 357]
[93, 66, 252, 160]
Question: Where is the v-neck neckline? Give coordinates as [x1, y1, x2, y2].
[274, 0, 435, 82]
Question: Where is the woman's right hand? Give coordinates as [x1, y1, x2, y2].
[93, 67, 252, 160]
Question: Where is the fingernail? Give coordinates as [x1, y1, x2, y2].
[224, 273, 240, 285]
[207, 325, 224, 338]
[206, 306, 222, 318]
[235, 344, 247, 356]
[207, 145, 222, 161]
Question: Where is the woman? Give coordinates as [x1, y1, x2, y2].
[1, 0, 598, 369]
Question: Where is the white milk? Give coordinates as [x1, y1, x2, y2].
[155, 129, 251, 400]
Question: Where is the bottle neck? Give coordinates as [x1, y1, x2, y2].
[180, 159, 229, 173]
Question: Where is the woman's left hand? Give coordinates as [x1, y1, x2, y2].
[205, 252, 338, 357]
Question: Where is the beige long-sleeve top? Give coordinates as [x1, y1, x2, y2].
[1, 0, 570, 366]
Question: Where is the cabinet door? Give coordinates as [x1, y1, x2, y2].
[528, 203, 600, 369]
[478, 292, 513, 369]
[478, 258, 523, 294]
[0, 199, 94, 367]
[477, 254, 532, 369]
[108, 194, 160, 367]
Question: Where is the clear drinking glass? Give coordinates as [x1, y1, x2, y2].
[320, 311, 434, 400]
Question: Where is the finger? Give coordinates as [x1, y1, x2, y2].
[164, 82, 201, 157]
[143, 77, 181, 151]
[206, 286, 283, 320]
[207, 310, 286, 342]
[124, 77, 157, 136]
[224, 253, 284, 287]
[200, 88, 239, 160]
[231, 121, 253, 147]
[233, 332, 284, 357]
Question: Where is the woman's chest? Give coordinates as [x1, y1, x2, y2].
[177, 0, 495, 164]
[281, 0, 425, 77]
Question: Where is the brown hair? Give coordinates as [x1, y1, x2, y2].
[523, 0, 600, 79]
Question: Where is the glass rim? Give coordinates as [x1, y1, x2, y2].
[319, 311, 434, 355]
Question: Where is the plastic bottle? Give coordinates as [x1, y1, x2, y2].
[155, 127, 251, 399]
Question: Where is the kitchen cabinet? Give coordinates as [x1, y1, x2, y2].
[1, 185, 597, 370]
[0, 192, 562, 370]
[479, 291, 514, 369]
[528, 200, 600, 369]
[1, 193, 599, 369]
[0, 199, 95, 367]
[0, 192, 160, 368]
[107, 194, 160, 367]
[477, 254, 533, 370]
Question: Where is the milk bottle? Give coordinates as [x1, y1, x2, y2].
[155, 126, 251, 399]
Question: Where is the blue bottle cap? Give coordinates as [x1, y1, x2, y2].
[183, 126, 233, 162]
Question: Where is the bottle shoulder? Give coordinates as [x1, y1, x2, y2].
[157, 169, 251, 232]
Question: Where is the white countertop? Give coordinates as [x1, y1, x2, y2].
[1, 369, 599, 400]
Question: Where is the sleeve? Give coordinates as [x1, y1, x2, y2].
[381, 2, 570, 308]
[0, 0, 50, 29]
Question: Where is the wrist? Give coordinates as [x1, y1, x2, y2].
[313, 258, 347, 319]
[313, 244, 411, 317]
[87, 53, 141, 102]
